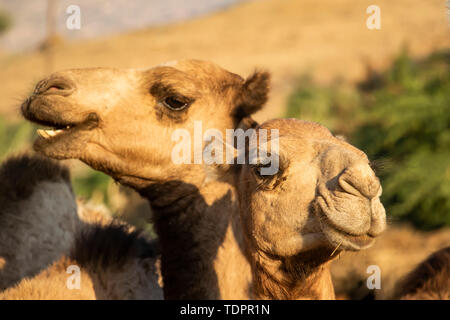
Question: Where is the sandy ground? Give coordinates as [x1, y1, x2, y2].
[1, 0, 448, 122]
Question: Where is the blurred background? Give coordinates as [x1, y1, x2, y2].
[0, 0, 448, 299]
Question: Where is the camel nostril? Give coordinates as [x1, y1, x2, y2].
[34, 77, 75, 96]
[338, 164, 381, 200]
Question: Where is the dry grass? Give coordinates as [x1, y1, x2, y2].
[331, 224, 450, 299]
[0, 0, 448, 122]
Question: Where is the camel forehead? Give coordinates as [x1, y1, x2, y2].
[52, 67, 141, 86]
[258, 119, 335, 150]
[164, 59, 228, 73]
[260, 119, 333, 139]
[156, 60, 180, 67]
[154, 59, 243, 84]
[59, 60, 240, 88]
[259, 119, 367, 159]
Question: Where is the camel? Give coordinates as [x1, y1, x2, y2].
[0, 256, 96, 300]
[0, 220, 163, 300]
[0, 153, 81, 290]
[395, 246, 450, 300]
[234, 119, 386, 299]
[21, 59, 269, 299]
[21, 60, 386, 299]
[0, 153, 162, 299]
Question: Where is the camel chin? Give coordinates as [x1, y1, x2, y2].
[315, 195, 383, 251]
[320, 222, 376, 251]
[32, 130, 89, 160]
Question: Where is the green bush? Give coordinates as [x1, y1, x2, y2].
[0, 9, 12, 34]
[72, 169, 112, 205]
[0, 117, 36, 160]
[286, 49, 450, 230]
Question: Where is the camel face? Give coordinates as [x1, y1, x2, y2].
[238, 119, 386, 257]
[22, 60, 269, 187]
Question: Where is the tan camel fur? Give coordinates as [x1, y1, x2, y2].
[21, 60, 270, 299]
[235, 119, 386, 299]
[0, 256, 96, 300]
[0, 221, 163, 300]
[395, 246, 450, 300]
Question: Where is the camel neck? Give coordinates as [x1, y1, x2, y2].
[138, 179, 252, 299]
[253, 250, 335, 300]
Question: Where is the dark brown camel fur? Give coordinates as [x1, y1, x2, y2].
[395, 246, 450, 300]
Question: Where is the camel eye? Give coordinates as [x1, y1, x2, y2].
[252, 161, 274, 178]
[163, 96, 189, 111]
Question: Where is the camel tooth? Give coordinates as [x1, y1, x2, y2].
[37, 129, 50, 139]
[46, 130, 57, 137]
[46, 129, 65, 137]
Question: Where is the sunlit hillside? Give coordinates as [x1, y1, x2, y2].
[1, 0, 448, 122]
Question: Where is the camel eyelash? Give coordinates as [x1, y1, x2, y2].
[252, 162, 276, 177]
[253, 167, 286, 191]
[150, 83, 195, 104]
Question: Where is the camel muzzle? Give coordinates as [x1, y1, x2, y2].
[315, 164, 386, 251]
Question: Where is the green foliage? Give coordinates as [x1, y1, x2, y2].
[0, 117, 36, 159]
[354, 50, 450, 229]
[286, 76, 362, 136]
[0, 9, 12, 34]
[72, 170, 112, 205]
[286, 49, 450, 230]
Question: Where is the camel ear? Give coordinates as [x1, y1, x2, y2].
[233, 70, 270, 118]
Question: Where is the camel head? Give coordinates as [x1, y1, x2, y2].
[237, 119, 386, 260]
[22, 60, 270, 189]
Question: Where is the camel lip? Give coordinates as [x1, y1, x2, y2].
[21, 99, 79, 129]
[22, 101, 99, 134]
[324, 225, 375, 251]
[30, 113, 99, 160]
[30, 113, 99, 144]
[30, 117, 81, 142]
[336, 231, 375, 249]
[29, 117, 77, 131]
[21, 95, 99, 132]
[314, 199, 375, 251]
